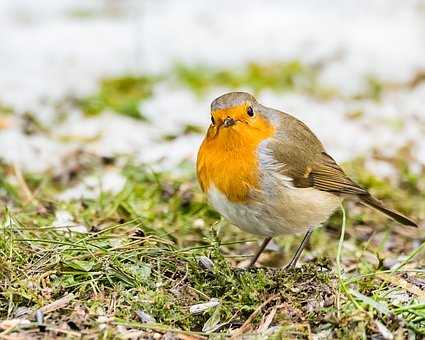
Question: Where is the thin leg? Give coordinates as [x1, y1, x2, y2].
[247, 237, 272, 268]
[286, 228, 314, 269]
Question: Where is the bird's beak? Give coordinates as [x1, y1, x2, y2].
[223, 117, 235, 127]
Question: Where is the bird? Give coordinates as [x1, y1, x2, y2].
[196, 92, 418, 268]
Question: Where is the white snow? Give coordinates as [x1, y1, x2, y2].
[52, 210, 88, 233]
[57, 169, 126, 201]
[0, 0, 424, 191]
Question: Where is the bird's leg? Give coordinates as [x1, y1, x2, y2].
[247, 237, 272, 268]
[286, 227, 313, 269]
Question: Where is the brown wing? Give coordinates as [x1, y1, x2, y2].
[267, 109, 418, 227]
[269, 111, 367, 196]
[304, 152, 368, 195]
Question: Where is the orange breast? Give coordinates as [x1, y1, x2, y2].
[197, 116, 275, 202]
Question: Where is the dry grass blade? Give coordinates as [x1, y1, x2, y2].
[13, 164, 35, 204]
[377, 273, 425, 300]
[231, 294, 279, 338]
[256, 304, 278, 333]
[38, 293, 75, 314]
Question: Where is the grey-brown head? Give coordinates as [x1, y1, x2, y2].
[210, 92, 280, 129]
[205, 91, 281, 135]
[211, 92, 257, 111]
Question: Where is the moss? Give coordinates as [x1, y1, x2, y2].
[0, 157, 423, 337]
[174, 61, 336, 98]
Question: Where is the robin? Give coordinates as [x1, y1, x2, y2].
[196, 92, 418, 268]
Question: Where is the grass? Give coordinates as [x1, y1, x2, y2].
[0, 151, 424, 338]
[173, 61, 337, 99]
[72, 59, 338, 122]
[77, 75, 157, 120]
[1, 58, 424, 338]
[69, 59, 422, 124]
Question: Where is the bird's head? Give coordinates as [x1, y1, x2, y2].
[197, 92, 276, 197]
[206, 92, 274, 141]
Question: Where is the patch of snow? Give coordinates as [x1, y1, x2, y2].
[260, 89, 425, 164]
[139, 1, 425, 95]
[0, 0, 424, 176]
[375, 320, 394, 340]
[386, 289, 412, 305]
[57, 169, 126, 201]
[52, 210, 88, 233]
[2, 1, 425, 106]
[141, 85, 210, 133]
[189, 298, 220, 315]
[0, 126, 76, 173]
[364, 160, 398, 180]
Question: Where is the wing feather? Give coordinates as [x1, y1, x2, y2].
[268, 110, 367, 196]
[308, 152, 368, 195]
[265, 108, 417, 226]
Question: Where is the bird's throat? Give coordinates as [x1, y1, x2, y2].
[196, 117, 275, 202]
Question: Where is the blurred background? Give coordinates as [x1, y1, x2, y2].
[1, 0, 425, 240]
[1, 0, 425, 177]
[1, 1, 425, 336]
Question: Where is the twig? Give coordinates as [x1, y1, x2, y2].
[13, 163, 35, 204]
[231, 294, 278, 337]
[256, 304, 278, 333]
[113, 319, 207, 339]
[13, 163, 46, 212]
[38, 293, 75, 314]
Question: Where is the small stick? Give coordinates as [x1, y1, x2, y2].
[256, 305, 277, 333]
[38, 293, 75, 314]
[13, 163, 46, 212]
[13, 163, 34, 204]
[231, 294, 278, 337]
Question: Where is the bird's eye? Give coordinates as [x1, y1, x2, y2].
[211, 115, 215, 125]
[247, 106, 254, 117]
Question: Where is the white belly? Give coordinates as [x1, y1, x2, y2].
[207, 184, 340, 237]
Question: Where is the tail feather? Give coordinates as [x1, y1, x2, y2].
[360, 194, 418, 227]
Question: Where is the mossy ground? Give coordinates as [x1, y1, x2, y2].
[0, 150, 424, 339]
[1, 63, 425, 338]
